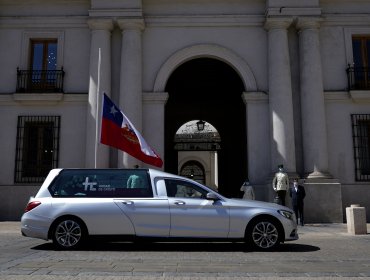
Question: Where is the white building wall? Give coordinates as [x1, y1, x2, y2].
[0, 0, 370, 221]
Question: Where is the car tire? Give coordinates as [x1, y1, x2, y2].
[246, 217, 281, 251]
[52, 218, 86, 250]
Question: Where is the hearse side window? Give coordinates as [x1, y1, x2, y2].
[48, 169, 152, 198]
[164, 179, 208, 199]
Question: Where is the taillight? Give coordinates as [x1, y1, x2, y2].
[25, 201, 41, 213]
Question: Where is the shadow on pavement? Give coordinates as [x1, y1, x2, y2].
[32, 241, 320, 253]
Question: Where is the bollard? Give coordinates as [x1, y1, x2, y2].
[346, 204, 367, 235]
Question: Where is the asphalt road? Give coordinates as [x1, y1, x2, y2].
[0, 222, 370, 280]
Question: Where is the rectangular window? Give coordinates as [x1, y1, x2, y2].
[351, 36, 370, 89]
[30, 39, 58, 91]
[351, 114, 370, 181]
[30, 39, 57, 71]
[15, 116, 60, 183]
[48, 169, 152, 198]
[14, 39, 64, 93]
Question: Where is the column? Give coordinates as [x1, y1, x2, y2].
[265, 19, 297, 175]
[142, 92, 168, 170]
[242, 92, 270, 183]
[117, 19, 145, 168]
[85, 19, 113, 168]
[297, 18, 331, 178]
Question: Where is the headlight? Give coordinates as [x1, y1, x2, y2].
[278, 210, 295, 221]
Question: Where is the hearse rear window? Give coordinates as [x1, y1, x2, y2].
[49, 169, 152, 198]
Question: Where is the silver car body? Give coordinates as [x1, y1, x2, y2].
[21, 168, 298, 248]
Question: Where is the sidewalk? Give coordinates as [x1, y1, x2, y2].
[0, 222, 370, 280]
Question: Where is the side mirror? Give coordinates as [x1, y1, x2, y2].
[206, 192, 219, 201]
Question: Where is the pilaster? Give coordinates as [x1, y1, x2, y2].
[85, 18, 113, 168]
[117, 18, 145, 168]
[142, 92, 168, 170]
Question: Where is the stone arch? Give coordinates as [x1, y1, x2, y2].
[153, 44, 257, 92]
[178, 156, 208, 174]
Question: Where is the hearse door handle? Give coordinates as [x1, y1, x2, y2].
[174, 201, 185, 205]
[121, 201, 134, 205]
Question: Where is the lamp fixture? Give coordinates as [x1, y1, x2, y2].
[196, 120, 205, 131]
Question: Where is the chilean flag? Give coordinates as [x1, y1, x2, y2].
[100, 93, 163, 168]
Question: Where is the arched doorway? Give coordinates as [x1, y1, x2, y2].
[180, 160, 206, 184]
[175, 120, 221, 189]
[165, 58, 247, 198]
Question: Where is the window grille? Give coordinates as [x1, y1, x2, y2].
[15, 116, 60, 183]
[351, 114, 370, 181]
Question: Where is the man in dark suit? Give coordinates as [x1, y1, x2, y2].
[289, 178, 306, 226]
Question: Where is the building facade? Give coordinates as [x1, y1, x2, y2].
[1, 0, 370, 222]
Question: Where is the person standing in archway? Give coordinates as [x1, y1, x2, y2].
[240, 180, 255, 200]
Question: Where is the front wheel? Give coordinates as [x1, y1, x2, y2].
[247, 219, 281, 250]
[52, 218, 85, 250]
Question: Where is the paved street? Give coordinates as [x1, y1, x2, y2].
[0, 222, 370, 280]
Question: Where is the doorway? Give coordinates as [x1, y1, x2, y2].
[165, 58, 246, 198]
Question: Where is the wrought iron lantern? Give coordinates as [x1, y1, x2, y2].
[196, 120, 205, 131]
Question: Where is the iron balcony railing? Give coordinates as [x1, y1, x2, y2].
[347, 65, 370, 90]
[16, 67, 65, 93]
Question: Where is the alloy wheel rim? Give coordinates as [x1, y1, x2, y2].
[252, 221, 278, 249]
[55, 220, 82, 248]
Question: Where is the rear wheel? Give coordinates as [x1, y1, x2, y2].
[52, 218, 85, 250]
[247, 218, 281, 250]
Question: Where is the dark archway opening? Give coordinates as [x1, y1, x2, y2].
[165, 58, 247, 198]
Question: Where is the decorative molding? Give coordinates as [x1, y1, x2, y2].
[144, 15, 265, 27]
[324, 91, 350, 102]
[0, 16, 88, 29]
[117, 18, 145, 30]
[296, 17, 322, 30]
[88, 9, 142, 18]
[143, 92, 169, 104]
[242, 92, 269, 104]
[87, 18, 114, 30]
[321, 14, 370, 27]
[350, 90, 370, 103]
[264, 17, 293, 30]
[0, 93, 88, 105]
[266, 7, 321, 17]
[153, 44, 257, 92]
[13, 93, 64, 105]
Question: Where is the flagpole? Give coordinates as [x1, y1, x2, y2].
[95, 47, 101, 169]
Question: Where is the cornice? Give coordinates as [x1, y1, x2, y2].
[144, 15, 265, 28]
[321, 14, 370, 26]
[266, 7, 321, 17]
[0, 16, 88, 29]
[89, 9, 142, 18]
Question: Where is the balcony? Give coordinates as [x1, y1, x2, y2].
[347, 66, 370, 91]
[16, 68, 65, 93]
